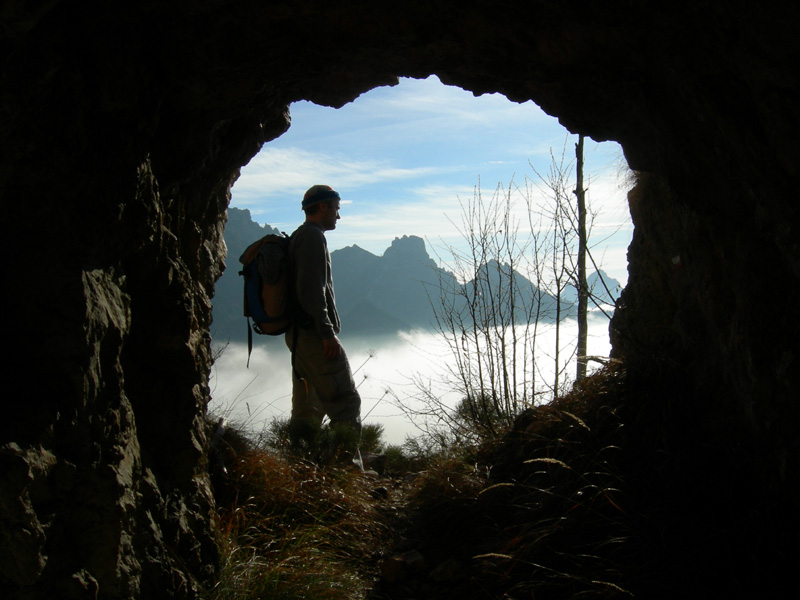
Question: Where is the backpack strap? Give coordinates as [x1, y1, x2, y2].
[246, 317, 254, 368]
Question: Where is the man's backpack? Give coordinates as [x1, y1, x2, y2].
[239, 232, 293, 366]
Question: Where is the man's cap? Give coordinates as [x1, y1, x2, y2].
[302, 184, 341, 209]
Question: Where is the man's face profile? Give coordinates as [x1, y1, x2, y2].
[321, 200, 341, 231]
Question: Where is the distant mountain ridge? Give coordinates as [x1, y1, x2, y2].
[332, 235, 452, 335]
[210, 208, 620, 343]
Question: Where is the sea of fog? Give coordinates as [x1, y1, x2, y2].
[209, 313, 613, 446]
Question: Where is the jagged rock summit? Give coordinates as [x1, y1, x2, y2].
[383, 235, 436, 265]
[332, 235, 446, 335]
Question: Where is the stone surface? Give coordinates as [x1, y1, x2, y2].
[1, 0, 799, 597]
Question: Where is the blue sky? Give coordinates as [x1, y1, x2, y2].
[229, 75, 633, 284]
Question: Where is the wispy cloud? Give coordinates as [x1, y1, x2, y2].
[234, 147, 451, 202]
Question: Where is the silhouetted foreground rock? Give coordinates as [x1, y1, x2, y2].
[2, 1, 799, 597]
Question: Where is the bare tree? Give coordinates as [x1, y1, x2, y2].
[529, 134, 621, 389]
[527, 143, 579, 399]
[424, 180, 544, 440]
[396, 136, 625, 443]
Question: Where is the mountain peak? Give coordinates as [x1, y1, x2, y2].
[384, 235, 430, 262]
[335, 244, 377, 259]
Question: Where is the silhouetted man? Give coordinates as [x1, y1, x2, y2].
[285, 185, 362, 464]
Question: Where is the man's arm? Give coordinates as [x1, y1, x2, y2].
[293, 226, 337, 340]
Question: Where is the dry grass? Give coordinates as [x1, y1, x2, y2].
[206, 363, 638, 599]
[205, 360, 791, 598]
[206, 441, 392, 600]
[470, 363, 633, 598]
[379, 363, 634, 599]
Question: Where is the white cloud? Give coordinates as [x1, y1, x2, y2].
[368, 77, 554, 128]
[234, 147, 454, 203]
[209, 342, 293, 428]
[210, 319, 615, 446]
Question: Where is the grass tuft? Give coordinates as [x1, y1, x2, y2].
[470, 362, 633, 598]
[206, 425, 393, 600]
[378, 362, 634, 599]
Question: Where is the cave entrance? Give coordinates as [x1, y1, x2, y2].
[211, 75, 633, 445]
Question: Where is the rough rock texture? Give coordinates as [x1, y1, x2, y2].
[1, 0, 798, 598]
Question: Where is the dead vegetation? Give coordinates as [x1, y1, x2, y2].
[205, 363, 644, 599]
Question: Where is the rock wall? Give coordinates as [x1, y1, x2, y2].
[1, 0, 798, 597]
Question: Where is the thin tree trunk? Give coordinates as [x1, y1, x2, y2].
[575, 134, 588, 381]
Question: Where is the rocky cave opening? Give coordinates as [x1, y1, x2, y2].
[211, 77, 633, 444]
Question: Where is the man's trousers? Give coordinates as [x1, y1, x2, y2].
[284, 326, 362, 442]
